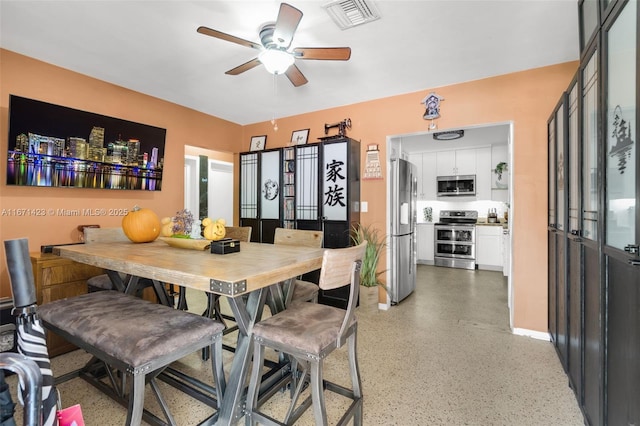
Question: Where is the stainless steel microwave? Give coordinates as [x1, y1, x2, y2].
[437, 175, 476, 196]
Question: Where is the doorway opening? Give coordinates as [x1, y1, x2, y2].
[184, 146, 234, 225]
[385, 122, 514, 329]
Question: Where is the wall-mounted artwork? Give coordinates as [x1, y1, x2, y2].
[250, 135, 267, 151]
[291, 129, 309, 145]
[6, 95, 166, 190]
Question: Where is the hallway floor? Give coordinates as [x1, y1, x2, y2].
[7, 265, 585, 425]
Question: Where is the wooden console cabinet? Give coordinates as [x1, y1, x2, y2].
[30, 252, 104, 357]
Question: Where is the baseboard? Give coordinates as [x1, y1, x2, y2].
[512, 328, 550, 341]
[378, 302, 389, 311]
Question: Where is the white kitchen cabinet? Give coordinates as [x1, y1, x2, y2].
[416, 223, 434, 264]
[475, 146, 492, 200]
[475, 225, 503, 271]
[408, 153, 424, 199]
[455, 149, 477, 175]
[436, 150, 455, 176]
[409, 152, 437, 200]
[422, 152, 437, 199]
[436, 149, 476, 176]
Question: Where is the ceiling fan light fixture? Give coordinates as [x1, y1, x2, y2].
[259, 49, 295, 74]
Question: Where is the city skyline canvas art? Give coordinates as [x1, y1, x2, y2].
[6, 95, 166, 190]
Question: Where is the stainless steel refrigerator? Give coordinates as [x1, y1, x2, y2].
[390, 158, 417, 304]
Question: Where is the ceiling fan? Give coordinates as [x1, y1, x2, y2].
[197, 3, 351, 87]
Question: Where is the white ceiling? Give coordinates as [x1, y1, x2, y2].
[0, 1, 579, 126]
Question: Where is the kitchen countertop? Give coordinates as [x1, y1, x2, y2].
[417, 221, 508, 228]
[476, 221, 509, 230]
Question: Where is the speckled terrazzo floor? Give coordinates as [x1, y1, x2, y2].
[6, 265, 585, 425]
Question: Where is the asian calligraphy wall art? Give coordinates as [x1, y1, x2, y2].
[322, 142, 348, 221]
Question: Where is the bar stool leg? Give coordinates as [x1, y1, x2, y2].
[349, 332, 363, 426]
[310, 360, 328, 426]
[246, 342, 266, 426]
[211, 337, 226, 403]
[127, 374, 145, 426]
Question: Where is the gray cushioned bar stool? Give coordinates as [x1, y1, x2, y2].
[246, 242, 367, 426]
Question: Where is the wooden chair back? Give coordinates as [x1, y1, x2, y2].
[273, 228, 323, 248]
[224, 226, 252, 242]
[320, 242, 367, 347]
[84, 227, 128, 243]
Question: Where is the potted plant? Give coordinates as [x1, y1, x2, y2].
[494, 162, 508, 181]
[351, 224, 388, 292]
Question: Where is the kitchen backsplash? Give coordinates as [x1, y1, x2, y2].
[417, 200, 508, 223]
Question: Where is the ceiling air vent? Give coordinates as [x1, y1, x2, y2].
[323, 0, 381, 30]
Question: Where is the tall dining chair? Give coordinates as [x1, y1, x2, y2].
[84, 227, 168, 304]
[84, 227, 129, 293]
[246, 242, 367, 426]
[273, 228, 323, 304]
[223, 226, 252, 243]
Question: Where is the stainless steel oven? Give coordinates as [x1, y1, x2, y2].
[434, 210, 478, 270]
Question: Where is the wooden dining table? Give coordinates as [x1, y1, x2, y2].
[54, 238, 325, 425]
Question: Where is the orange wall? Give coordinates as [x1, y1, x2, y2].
[0, 48, 577, 332]
[243, 61, 578, 332]
[0, 49, 243, 297]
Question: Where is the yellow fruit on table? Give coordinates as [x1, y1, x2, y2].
[203, 218, 226, 241]
[160, 218, 174, 237]
[121, 205, 161, 243]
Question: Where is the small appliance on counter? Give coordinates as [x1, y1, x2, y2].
[487, 208, 498, 223]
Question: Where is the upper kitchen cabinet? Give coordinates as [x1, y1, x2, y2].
[422, 153, 437, 199]
[409, 152, 436, 200]
[436, 149, 476, 176]
[408, 153, 423, 198]
[475, 147, 492, 200]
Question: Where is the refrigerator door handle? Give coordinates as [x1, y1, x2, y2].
[410, 233, 415, 276]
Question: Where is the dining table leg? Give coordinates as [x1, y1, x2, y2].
[209, 277, 295, 425]
[212, 287, 268, 425]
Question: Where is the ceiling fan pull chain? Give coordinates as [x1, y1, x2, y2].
[272, 73, 279, 131]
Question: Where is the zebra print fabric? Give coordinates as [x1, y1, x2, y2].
[16, 312, 57, 426]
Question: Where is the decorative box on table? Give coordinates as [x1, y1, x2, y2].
[210, 238, 240, 255]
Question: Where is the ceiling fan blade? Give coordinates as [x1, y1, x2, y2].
[293, 47, 351, 61]
[225, 58, 262, 75]
[273, 3, 303, 49]
[285, 64, 308, 87]
[197, 26, 262, 50]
